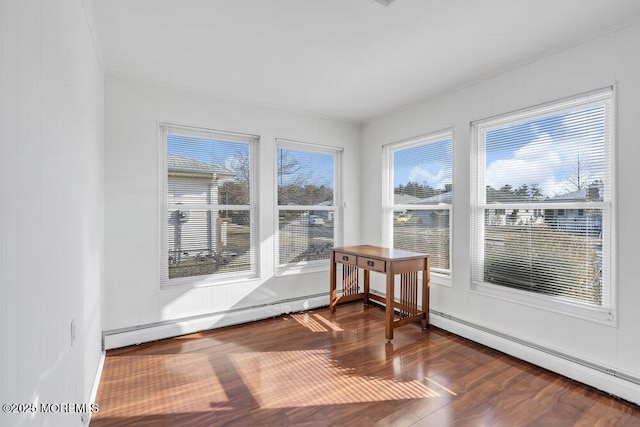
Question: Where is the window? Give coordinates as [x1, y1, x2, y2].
[471, 88, 614, 320]
[276, 139, 341, 271]
[384, 130, 453, 276]
[160, 123, 258, 286]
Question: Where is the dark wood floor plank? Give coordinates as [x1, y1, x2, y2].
[91, 302, 638, 426]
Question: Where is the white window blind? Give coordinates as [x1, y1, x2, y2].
[471, 88, 614, 316]
[386, 131, 453, 275]
[160, 123, 258, 286]
[276, 139, 341, 268]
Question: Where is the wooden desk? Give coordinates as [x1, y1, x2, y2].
[329, 245, 430, 340]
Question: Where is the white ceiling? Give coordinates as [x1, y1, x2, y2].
[91, 0, 640, 123]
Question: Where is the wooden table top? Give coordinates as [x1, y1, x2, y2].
[332, 245, 428, 261]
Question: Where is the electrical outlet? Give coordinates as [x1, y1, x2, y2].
[70, 318, 76, 346]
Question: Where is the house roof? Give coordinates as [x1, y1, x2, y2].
[416, 192, 452, 205]
[168, 153, 236, 179]
[552, 184, 604, 202]
[394, 194, 421, 205]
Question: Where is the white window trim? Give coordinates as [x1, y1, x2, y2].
[158, 122, 260, 289]
[275, 138, 343, 275]
[382, 129, 453, 286]
[470, 87, 617, 325]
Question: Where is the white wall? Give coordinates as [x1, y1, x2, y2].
[0, 0, 104, 426]
[103, 75, 360, 337]
[361, 23, 640, 403]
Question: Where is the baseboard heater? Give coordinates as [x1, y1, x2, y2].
[429, 309, 640, 405]
[102, 293, 329, 350]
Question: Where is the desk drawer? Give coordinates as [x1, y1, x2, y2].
[358, 256, 386, 273]
[334, 251, 357, 266]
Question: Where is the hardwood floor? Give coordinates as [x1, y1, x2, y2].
[91, 302, 640, 426]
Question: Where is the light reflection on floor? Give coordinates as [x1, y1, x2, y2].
[231, 349, 450, 409]
[290, 313, 345, 332]
[99, 354, 228, 415]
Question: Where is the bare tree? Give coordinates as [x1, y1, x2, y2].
[217, 149, 251, 206]
[277, 149, 313, 205]
[562, 151, 593, 193]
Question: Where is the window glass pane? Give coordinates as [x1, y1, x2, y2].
[167, 209, 252, 279]
[484, 208, 602, 305]
[278, 210, 334, 265]
[393, 209, 450, 271]
[393, 138, 452, 203]
[485, 105, 606, 203]
[277, 148, 334, 206]
[473, 89, 612, 311]
[168, 134, 250, 205]
[390, 134, 452, 275]
[163, 124, 257, 284]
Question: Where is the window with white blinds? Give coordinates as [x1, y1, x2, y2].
[160, 123, 258, 286]
[385, 131, 453, 276]
[276, 139, 341, 269]
[471, 88, 615, 320]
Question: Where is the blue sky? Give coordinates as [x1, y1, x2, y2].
[168, 104, 606, 200]
[168, 134, 250, 177]
[167, 135, 335, 188]
[484, 105, 605, 197]
[393, 138, 452, 191]
[277, 148, 334, 187]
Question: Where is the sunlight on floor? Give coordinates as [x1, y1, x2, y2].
[313, 313, 344, 331]
[100, 355, 228, 415]
[425, 377, 457, 396]
[230, 349, 445, 408]
[290, 313, 344, 332]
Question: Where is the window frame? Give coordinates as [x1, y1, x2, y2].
[159, 122, 260, 288]
[275, 138, 343, 275]
[470, 87, 616, 324]
[383, 129, 453, 284]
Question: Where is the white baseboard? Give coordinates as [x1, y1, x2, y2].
[430, 311, 640, 406]
[82, 350, 105, 425]
[103, 294, 329, 350]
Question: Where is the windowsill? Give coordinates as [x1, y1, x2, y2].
[161, 272, 261, 290]
[276, 261, 330, 277]
[470, 280, 616, 326]
[431, 272, 452, 288]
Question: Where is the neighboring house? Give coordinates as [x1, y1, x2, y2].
[393, 194, 421, 223]
[167, 153, 236, 262]
[314, 199, 334, 221]
[484, 188, 542, 226]
[394, 193, 421, 206]
[411, 192, 452, 228]
[546, 185, 603, 235]
[481, 184, 603, 235]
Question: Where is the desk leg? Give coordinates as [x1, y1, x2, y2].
[385, 268, 395, 341]
[422, 257, 430, 329]
[330, 252, 337, 313]
[363, 269, 370, 307]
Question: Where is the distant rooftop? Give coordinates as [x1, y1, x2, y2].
[416, 192, 452, 204]
[394, 194, 421, 205]
[552, 184, 604, 202]
[168, 153, 236, 178]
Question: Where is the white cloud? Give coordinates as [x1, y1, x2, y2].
[408, 164, 450, 189]
[486, 133, 564, 196]
[224, 156, 241, 171]
[485, 106, 606, 197]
